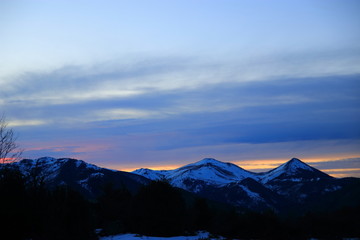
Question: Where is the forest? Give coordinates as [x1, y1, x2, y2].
[1, 166, 359, 240]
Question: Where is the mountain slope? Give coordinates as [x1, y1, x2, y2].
[4, 157, 150, 199]
[133, 157, 356, 212]
[3, 156, 358, 214]
[133, 168, 168, 181]
[260, 158, 333, 184]
[168, 158, 256, 187]
[134, 158, 256, 187]
[133, 158, 277, 210]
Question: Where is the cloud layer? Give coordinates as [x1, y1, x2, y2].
[1, 54, 358, 175]
[1, 1, 360, 176]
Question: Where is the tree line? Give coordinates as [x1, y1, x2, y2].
[0, 167, 359, 240]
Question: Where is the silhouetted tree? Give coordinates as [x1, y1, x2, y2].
[97, 183, 133, 235]
[212, 207, 240, 237]
[0, 168, 28, 240]
[191, 198, 213, 231]
[37, 186, 97, 240]
[132, 180, 187, 236]
[0, 114, 23, 164]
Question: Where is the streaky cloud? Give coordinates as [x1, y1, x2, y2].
[2, 50, 360, 108]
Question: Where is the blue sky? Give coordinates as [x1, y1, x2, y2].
[1, 0, 360, 176]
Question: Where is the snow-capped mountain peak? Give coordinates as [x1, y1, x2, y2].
[175, 158, 255, 183]
[133, 158, 257, 189]
[191, 158, 226, 166]
[3, 157, 350, 213]
[14, 157, 102, 175]
[288, 158, 312, 168]
[260, 158, 332, 184]
[278, 158, 314, 173]
[2, 157, 150, 199]
[132, 157, 334, 203]
[132, 168, 167, 181]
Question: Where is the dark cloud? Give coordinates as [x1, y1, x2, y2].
[24, 146, 83, 159]
[3, 56, 359, 170]
[117, 74, 360, 149]
[311, 158, 360, 170]
[10, 74, 360, 148]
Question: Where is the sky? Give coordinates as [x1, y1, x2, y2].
[1, 0, 360, 177]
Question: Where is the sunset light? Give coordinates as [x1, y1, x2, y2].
[1, 1, 360, 238]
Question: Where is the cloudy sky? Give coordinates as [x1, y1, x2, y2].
[1, 0, 360, 176]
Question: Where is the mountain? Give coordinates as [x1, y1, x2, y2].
[260, 158, 333, 184]
[2, 157, 150, 199]
[134, 158, 284, 210]
[133, 158, 359, 213]
[2, 156, 358, 213]
[133, 158, 277, 210]
[2, 156, 359, 239]
[134, 158, 256, 187]
[257, 158, 340, 205]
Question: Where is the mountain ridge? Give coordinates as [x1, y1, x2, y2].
[2, 157, 358, 238]
[2, 156, 358, 213]
[259, 157, 333, 184]
[132, 157, 332, 186]
[3, 157, 150, 199]
[133, 157, 352, 212]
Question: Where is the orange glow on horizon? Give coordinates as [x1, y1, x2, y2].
[0, 157, 17, 164]
[106, 155, 360, 178]
[320, 168, 360, 177]
[320, 168, 360, 172]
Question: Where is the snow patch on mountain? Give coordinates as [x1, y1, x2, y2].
[133, 168, 168, 181]
[2, 157, 150, 199]
[259, 158, 319, 184]
[239, 185, 261, 201]
[12, 157, 102, 176]
[132, 157, 334, 210]
[133, 158, 257, 187]
[12, 157, 62, 180]
[74, 159, 102, 171]
[171, 158, 256, 182]
[90, 172, 104, 178]
[78, 179, 91, 192]
[133, 157, 328, 187]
